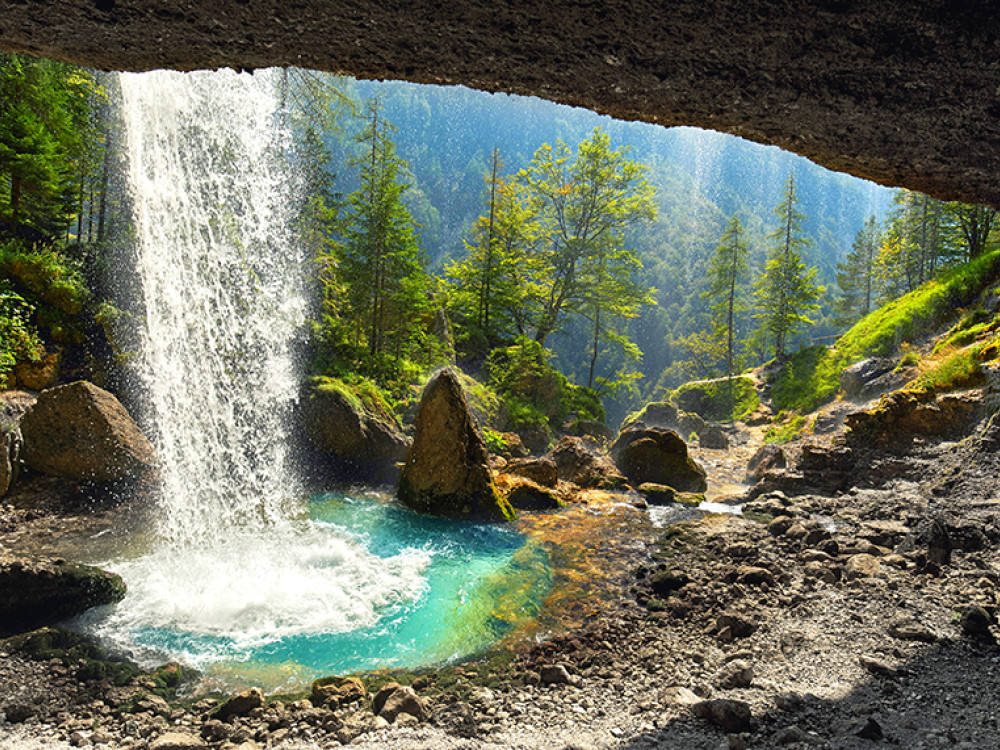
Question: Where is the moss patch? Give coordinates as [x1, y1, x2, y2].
[763, 413, 809, 444]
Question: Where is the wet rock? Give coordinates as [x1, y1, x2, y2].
[20, 381, 154, 482]
[545, 436, 625, 488]
[0, 424, 20, 497]
[371, 682, 402, 716]
[13, 347, 62, 391]
[377, 686, 428, 723]
[216, 688, 266, 721]
[149, 733, 207, 750]
[650, 570, 691, 596]
[498, 475, 563, 510]
[691, 699, 752, 732]
[302, 378, 410, 482]
[0, 553, 126, 635]
[635, 482, 674, 505]
[746, 444, 786, 483]
[610, 427, 707, 492]
[398, 370, 514, 522]
[505, 456, 558, 487]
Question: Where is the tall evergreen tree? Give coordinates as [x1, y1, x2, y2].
[339, 99, 428, 360]
[835, 215, 881, 324]
[705, 215, 750, 399]
[755, 173, 822, 358]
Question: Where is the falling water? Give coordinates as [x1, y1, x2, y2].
[120, 68, 303, 543]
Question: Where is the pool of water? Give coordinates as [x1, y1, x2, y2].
[74, 491, 551, 692]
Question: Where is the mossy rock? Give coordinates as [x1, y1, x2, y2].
[672, 376, 759, 423]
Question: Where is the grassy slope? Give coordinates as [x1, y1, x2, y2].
[771, 250, 1000, 413]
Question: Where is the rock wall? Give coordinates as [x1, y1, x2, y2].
[1, 1, 998, 207]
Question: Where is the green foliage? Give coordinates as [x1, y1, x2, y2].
[487, 337, 604, 436]
[836, 215, 880, 324]
[770, 249, 1000, 413]
[763, 413, 809, 444]
[913, 347, 985, 393]
[672, 375, 759, 422]
[312, 374, 400, 425]
[0, 277, 41, 381]
[482, 428, 510, 454]
[755, 173, 823, 358]
[704, 216, 750, 379]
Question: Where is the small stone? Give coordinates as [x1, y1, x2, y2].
[888, 617, 937, 643]
[714, 659, 754, 689]
[691, 699, 752, 732]
[859, 655, 897, 677]
[216, 688, 265, 721]
[149, 733, 207, 750]
[540, 664, 572, 685]
[378, 686, 428, 723]
[844, 553, 881, 579]
[854, 717, 884, 741]
[736, 566, 775, 587]
[660, 686, 701, 706]
[3, 703, 37, 723]
[773, 724, 812, 744]
[768, 516, 795, 536]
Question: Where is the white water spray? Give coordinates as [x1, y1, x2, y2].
[87, 70, 429, 667]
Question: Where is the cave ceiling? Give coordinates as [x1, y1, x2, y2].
[2, 0, 998, 207]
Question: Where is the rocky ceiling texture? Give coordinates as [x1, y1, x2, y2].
[2, 0, 998, 207]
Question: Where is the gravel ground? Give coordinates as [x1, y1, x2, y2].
[3, 403, 1000, 749]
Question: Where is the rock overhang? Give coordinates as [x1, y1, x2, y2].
[1, 0, 998, 206]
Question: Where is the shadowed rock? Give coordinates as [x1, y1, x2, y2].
[20, 381, 154, 482]
[610, 427, 707, 492]
[398, 370, 514, 522]
[0, 551, 126, 635]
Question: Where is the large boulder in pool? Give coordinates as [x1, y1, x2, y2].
[398, 370, 514, 522]
[0, 551, 126, 635]
[302, 378, 410, 482]
[610, 427, 707, 492]
[20, 381, 154, 482]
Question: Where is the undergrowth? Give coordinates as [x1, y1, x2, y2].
[770, 250, 1000, 413]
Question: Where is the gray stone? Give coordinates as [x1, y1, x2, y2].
[378, 686, 428, 723]
[691, 699, 752, 732]
[216, 688, 266, 721]
[610, 427, 707, 491]
[149, 733, 207, 750]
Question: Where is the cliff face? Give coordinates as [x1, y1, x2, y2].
[1, 1, 998, 208]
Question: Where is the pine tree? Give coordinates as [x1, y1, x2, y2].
[835, 215, 881, 324]
[339, 99, 428, 360]
[704, 215, 749, 415]
[755, 173, 822, 358]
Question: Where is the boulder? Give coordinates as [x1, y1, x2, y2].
[302, 379, 410, 482]
[398, 370, 514, 522]
[610, 427, 707, 492]
[216, 687, 266, 720]
[545, 436, 626, 489]
[637, 482, 676, 504]
[566, 419, 615, 445]
[0, 425, 20, 497]
[377, 685, 428, 723]
[745, 444, 786, 483]
[697, 421, 730, 449]
[621, 401, 680, 432]
[840, 357, 895, 399]
[19, 381, 154, 482]
[149, 734, 207, 750]
[496, 474, 563, 510]
[505, 456, 558, 487]
[312, 676, 367, 707]
[845, 390, 985, 449]
[0, 552, 126, 635]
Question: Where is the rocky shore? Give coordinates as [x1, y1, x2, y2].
[3, 391, 1000, 749]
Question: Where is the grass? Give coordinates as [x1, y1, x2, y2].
[763, 413, 809, 444]
[770, 250, 1000, 413]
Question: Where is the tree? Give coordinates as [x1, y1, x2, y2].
[835, 215, 881, 324]
[338, 99, 429, 361]
[518, 126, 656, 346]
[755, 173, 822, 358]
[705, 216, 750, 381]
[446, 149, 544, 355]
[947, 201, 997, 261]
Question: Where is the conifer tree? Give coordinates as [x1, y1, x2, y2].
[835, 215, 881, 324]
[704, 215, 749, 414]
[339, 99, 428, 360]
[755, 173, 822, 358]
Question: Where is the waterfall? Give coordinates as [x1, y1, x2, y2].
[119, 68, 305, 544]
[84, 69, 431, 675]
